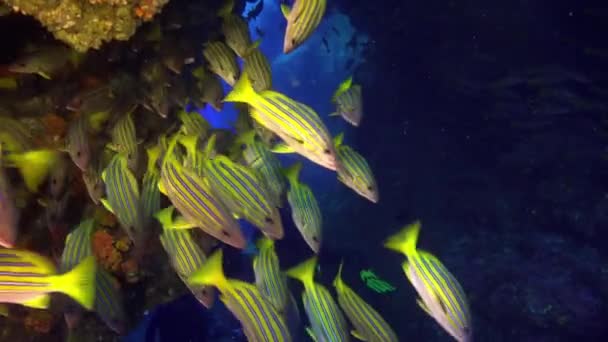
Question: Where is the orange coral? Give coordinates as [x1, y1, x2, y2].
[92, 230, 122, 272]
[134, 0, 156, 21]
[24, 310, 54, 334]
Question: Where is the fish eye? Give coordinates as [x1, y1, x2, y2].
[291, 39, 296, 46]
[323, 149, 331, 154]
[367, 185, 373, 191]
[312, 236, 319, 243]
[240, 143, 247, 150]
[265, 217, 274, 224]
[221, 230, 230, 237]
[253, 134, 261, 142]
[76, 151, 81, 157]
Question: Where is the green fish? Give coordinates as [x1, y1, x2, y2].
[359, 269, 396, 294]
[109, 112, 140, 173]
[141, 145, 162, 229]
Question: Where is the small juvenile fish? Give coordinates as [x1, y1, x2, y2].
[235, 130, 286, 208]
[66, 115, 91, 172]
[330, 77, 363, 126]
[286, 256, 350, 342]
[159, 141, 245, 249]
[333, 262, 398, 342]
[281, 0, 327, 53]
[157, 206, 215, 308]
[243, 43, 272, 92]
[225, 71, 338, 171]
[283, 162, 321, 253]
[222, 14, 253, 58]
[204, 138, 283, 239]
[188, 249, 292, 342]
[0, 250, 96, 310]
[203, 41, 240, 86]
[101, 153, 144, 246]
[384, 221, 472, 342]
[109, 112, 140, 173]
[333, 133, 378, 203]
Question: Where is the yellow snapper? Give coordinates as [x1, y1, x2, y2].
[158, 138, 245, 249]
[286, 256, 350, 342]
[281, 0, 327, 54]
[203, 41, 240, 86]
[225, 71, 339, 171]
[384, 221, 472, 342]
[188, 249, 292, 341]
[330, 77, 363, 126]
[333, 262, 398, 342]
[0, 249, 96, 310]
[243, 42, 273, 92]
[157, 206, 215, 308]
[109, 112, 140, 173]
[221, 14, 253, 58]
[333, 133, 379, 203]
[283, 162, 322, 253]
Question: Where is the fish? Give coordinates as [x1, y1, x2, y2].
[281, 0, 327, 53]
[0, 117, 33, 154]
[243, 43, 273, 92]
[283, 162, 321, 253]
[178, 110, 211, 138]
[83, 160, 105, 205]
[8, 45, 82, 80]
[95, 268, 127, 334]
[4, 149, 61, 192]
[100, 153, 144, 246]
[188, 249, 292, 342]
[235, 130, 286, 208]
[225, 71, 339, 171]
[0, 250, 96, 310]
[286, 256, 350, 342]
[141, 145, 161, 229]
[253, 237, 291, 314]
[65, 115, 91, 172]
[333, 133, 378, 203]
[48, 153, 70, 199]
[194, 70, 225, 111]
[330, 77, 363, 126]
[222, 14, 253, 58]
[0, 149, 18, 248]
[158, 140, 245, 249]
[204, 137, 283, 239]
[384, 221, 472, 342]
[203, 41, 240, 86]
[109, 111, 140, 173]
[144, 83, 170, 119]
[178, 134, 206, 176]
[333, 262, 398, 342]
[157, 206, 215, 308]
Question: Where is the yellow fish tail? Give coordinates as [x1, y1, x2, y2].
[332, 76, 353, 102]
[224, 70, 256, 104]
[282, 162, 302, 184]
[5, 149, 60, 192]
[188, 249, 229, 289]
[256, 236, 274, 251]
[333, 260, 345, 290]
[384, 220, 421, 256]
[333, 132, 345, 147]
[154, 206, 175, 229]
[51, 256, 97, 310]
[146, 144, 161, 173]
[286, 256, 317, 288]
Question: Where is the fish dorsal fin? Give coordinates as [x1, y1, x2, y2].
[333, 260, 345, 290]
[280, 4, 291, 18]
[333, 132, 344, 147]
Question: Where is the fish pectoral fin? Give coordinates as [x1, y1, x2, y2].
[37, 71, 52, 80]
[166, 215, 197, 229]
[280, 4, 291, 18]
[351, 329, 368, 341]
[23, 295, 50, 309]
[416, 298, 432, 316]
[100, 199, 115, 214]
[305, 327, 317, 342]
[271, 143, 295, 154]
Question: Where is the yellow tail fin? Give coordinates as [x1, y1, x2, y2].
[384, 220, 421, 256]
[154, 206, 175, 229]
[255, 236, 274, 251]
[333, 132, 344, 148]
[52, 256, 96, 310]
[286, 256, 317, 288]
[178, 134, 199, 159]
[332, 260, 345, 290]
[332, 76, 353, 102]
[187, 249, 229, 290]
[224, 71, 256, 105]
[146, 144, 161, 173]
[5, 149, 60, 192]
[282, 162, 302, 185]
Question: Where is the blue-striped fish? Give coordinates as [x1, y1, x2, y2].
[109, 112, 140, 172]
[225, 71, 338, 171]
[330, 77, 363, 127]
[333, 133, 379, 203]
[0, 250, 96, 310]
[48, 153, 70, 199]
[100, 153, 144, 246]
[141, 145, 161, 229]
[283, 162, 321, 253]
[178, 110, 211, 139]
[281, 0, 327, 53]
[204, 150, 283, 240]
[243, 43, 272, 92]
[235, 130, 286, 208]
[333, 262, 398, 342]
[188, 249, 292, 341]
[65, 115, 90, 172]
[157, 206, 215, 308]
[286, 256, 350, 342]
[221, 14, 253, 58]
[60, 219, 94, 272]
[159, 143, 245, 249]
[0, 149, 18, 248]
[95, 268, 127, 334]
[203, 41, 240, 86]
[384, 221, 472, 342]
